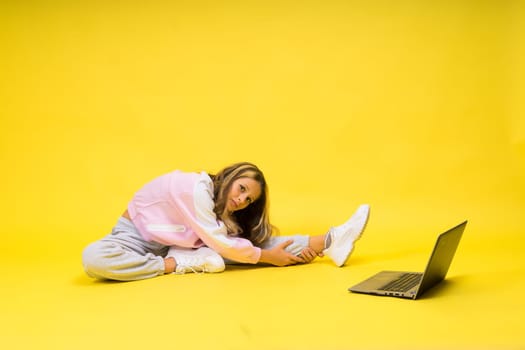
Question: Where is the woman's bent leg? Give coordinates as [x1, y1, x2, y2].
[82, 217, 167, 281]
[82, 240, 165, 281]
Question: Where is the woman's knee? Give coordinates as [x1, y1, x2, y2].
[82, 241, 122, 278]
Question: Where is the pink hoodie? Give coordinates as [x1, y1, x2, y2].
[127, 170, 261, 264]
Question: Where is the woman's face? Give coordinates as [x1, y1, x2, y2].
[226, 177, 262, 213]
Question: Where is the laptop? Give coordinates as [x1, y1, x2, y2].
[349, 220, 467, 299]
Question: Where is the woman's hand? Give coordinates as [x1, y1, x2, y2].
[259, 240, 305, 266]
[298, 247, 322, 263]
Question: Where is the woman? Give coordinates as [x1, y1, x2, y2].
[82, 162, 370, 281]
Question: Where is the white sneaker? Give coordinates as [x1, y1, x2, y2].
[323, 204, 370, 267]
[167, 247, 225, 274]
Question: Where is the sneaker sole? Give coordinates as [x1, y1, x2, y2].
[338, 205, 370, 266]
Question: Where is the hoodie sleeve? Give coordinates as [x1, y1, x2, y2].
[173, 173, 262, 264]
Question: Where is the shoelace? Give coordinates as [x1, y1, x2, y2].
[174, 256, 209, 274]
[175, 265, 207, 274]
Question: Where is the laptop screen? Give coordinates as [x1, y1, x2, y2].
[416, 221, 467, 297]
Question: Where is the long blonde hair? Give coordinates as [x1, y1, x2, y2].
[209, 162, 276, 245]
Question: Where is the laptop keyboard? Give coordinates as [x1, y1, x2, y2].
[378, 273, 422, 292]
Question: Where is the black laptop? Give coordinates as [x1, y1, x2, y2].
[349, 221, 467, 299]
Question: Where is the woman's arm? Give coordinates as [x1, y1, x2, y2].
[175, 175, 306, 266]
[170, 177, 262, 264]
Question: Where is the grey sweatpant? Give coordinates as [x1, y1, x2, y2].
[82, 217, 309, 281]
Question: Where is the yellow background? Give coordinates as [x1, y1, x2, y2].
[1, 1, 524, 349]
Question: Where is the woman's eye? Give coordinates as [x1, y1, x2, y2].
[240, 185, 245, 192]
[247, 198, 252, 204]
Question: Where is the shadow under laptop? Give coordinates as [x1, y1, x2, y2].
[416, 275, 469, 300]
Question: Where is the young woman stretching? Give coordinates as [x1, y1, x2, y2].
[82, 162, 370, 281]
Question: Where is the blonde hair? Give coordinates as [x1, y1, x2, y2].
[209, 162, 276, 245]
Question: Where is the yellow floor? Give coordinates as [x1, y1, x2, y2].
[2, 214, 524, 350]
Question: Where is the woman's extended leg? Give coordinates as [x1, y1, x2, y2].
[254, 204, 371, 266]
[259, 234, 327, 263]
